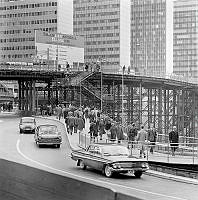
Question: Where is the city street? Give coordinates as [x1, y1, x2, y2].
[0, 115, 198, 200]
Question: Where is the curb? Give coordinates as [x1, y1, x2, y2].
[145, 170, 198, 185]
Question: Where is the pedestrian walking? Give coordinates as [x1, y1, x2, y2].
[109, 122, 117, 142]
[136, 125, 148, 158]
[67, 112, 75, 135]
[55, 105, 62, 120]
[147, 126, 157, 154]
[98, 118, 105, 140]
[127, 123, 138, 149]
[104, 117, 112, 141]
[169, 126, 179, 156]
[116, 123, 124, 143]
[77, 115, 85, 135]
[89, 120, 98, 142]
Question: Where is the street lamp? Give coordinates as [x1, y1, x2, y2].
[98, 58, 107, 113]
[121, 65, 125, 128]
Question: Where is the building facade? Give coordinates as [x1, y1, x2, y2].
[173, 0, 198, 80]
[73, 0, 130, 73]
[0, 0, 73, 64]
[130, 0, 168, 77]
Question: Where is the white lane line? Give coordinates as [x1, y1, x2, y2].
[16, 139, 187, 200]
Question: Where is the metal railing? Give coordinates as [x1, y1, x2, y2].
[78, 132, 198, 164]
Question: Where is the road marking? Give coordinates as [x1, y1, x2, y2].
[16, 139, 187, 200]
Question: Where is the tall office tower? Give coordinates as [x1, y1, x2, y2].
[73, 0, 130, 72]
[173, 0, 198, 80]
[0, 0, 72, 63]
[130, 0, 170, 77]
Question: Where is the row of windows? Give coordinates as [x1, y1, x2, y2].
[1, 54, 33, 59]
[1, 46, 35, 51]
[0, 37, 34, 43]
[74, 3, 120, 11]
[86, 54, 119, 59]
[1, 26, 57, 35]
[0, 11, 56, 18]
[73, 18, 119, 25]
[75, 11, 119, 18]
[0, 19, 57, 27]
[0, 2, 57, 11]
[87, 33, 119, 38]
[86, 40, 119, 45]
[74, 26, 119, 33]
[87, 47, 119, 52]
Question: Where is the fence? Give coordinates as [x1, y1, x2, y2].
[78, 132, 198, 165]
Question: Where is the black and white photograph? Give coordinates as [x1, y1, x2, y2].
[0, 0, 198, 200]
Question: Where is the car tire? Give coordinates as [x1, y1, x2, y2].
[104, 165, 113, 178]
[20, 129, 23, 134]
[56, 144, 60, 148]
[134, 171, 142, 178]
[79, 160, 86, 170]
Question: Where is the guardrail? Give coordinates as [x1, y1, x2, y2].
[78, 133, 198, 165]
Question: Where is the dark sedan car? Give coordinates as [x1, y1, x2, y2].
[34, 124, 62, 148]
[19, 117, 36, 134]
[71, 143, 149, 178]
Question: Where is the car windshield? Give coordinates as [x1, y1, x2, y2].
[102, 145, 129, 156]
[21, 118, 35, 123]
[39, 126, 58, 134]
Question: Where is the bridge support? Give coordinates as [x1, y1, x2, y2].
[18, 80, 37, 116]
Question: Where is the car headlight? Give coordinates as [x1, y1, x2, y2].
[112, 163, 121, 169]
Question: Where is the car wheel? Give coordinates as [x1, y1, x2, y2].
[20, 129, 23, 134]
[79, 160, 86, 170]
[56, 144, 60, 148]
[104, 165, 113, 178]
[134, 171, 142, 178]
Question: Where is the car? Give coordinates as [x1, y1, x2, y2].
[19, 117, 36, 134]
[71, 143, 149, 178]
[34, 124, 62, 148]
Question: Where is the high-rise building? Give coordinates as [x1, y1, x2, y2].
[173, 0, 198, 80]
[130, 0, 171, 76]
[0, 0, 73, 64]
[73, 0, 130, 73]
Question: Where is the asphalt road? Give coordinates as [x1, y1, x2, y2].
[0, 116, 198, 200]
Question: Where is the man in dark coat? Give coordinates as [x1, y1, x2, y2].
[169, 126, 179, 156]
[147, 126, 157, 154]
[127, 123, 138, 148]
[109, 122, 117, 142]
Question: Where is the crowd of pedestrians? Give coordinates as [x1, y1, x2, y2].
[51, 103, 179, 158]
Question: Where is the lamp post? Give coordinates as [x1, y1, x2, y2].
[121, 66, 125, 128]
[101, 65, 103, 112]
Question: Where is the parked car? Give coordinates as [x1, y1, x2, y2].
[71, 143, 149, 178]
[34, 124, 62, 148]
[19, 117, 36, 134]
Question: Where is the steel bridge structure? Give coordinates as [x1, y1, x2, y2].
[1, 65, 198, 143]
